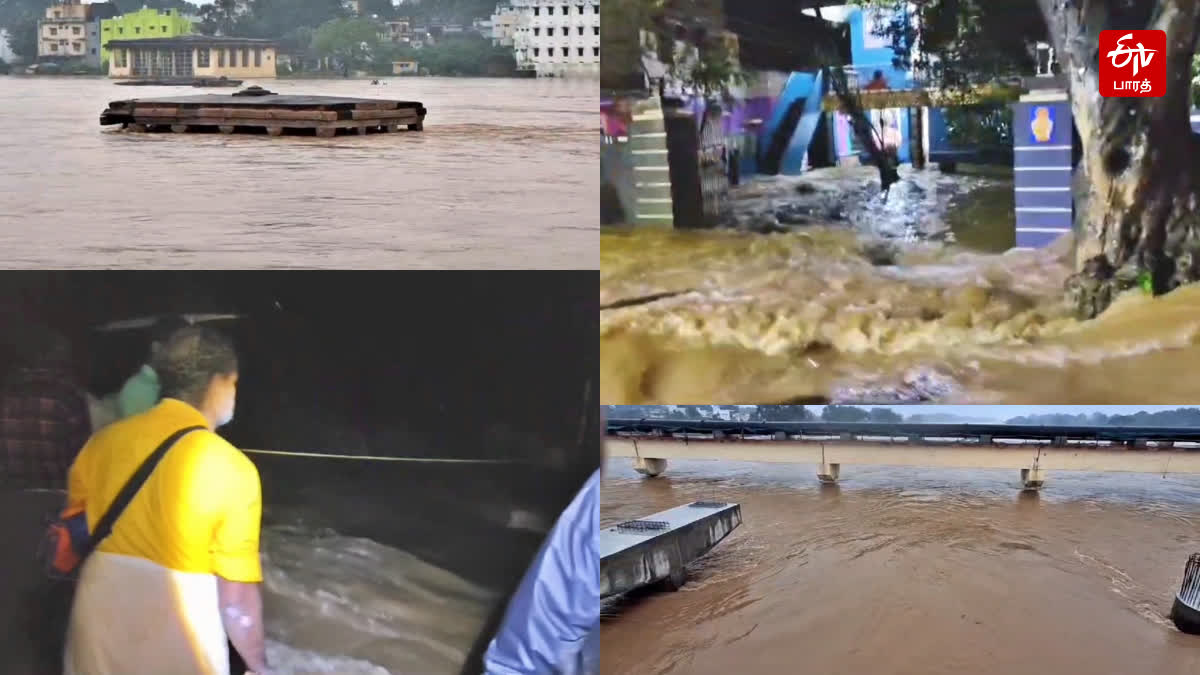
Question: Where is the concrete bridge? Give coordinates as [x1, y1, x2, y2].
[606, 419, 1200, 490]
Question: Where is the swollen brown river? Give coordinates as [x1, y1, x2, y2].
[0, 76, 596, 268]
[601, 459, 1200, 675]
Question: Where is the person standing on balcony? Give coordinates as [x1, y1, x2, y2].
[864, 69, 889, 90]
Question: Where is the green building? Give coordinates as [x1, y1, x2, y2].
[99, 7, 192, 66]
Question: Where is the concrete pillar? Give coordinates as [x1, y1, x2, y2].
[1011, 91, 1073, 250]
[1020, 466, 1045, 490]
[817, 462, 840, 485]
[1052, 435, 1067, 447]
[634, 457, 668, 477]
[979, 434, 992, 444]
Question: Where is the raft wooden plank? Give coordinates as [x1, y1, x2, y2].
[349, 109, 415, 120]
[129, 117, 417, 130]
[133, 107, 183, 117]
[349, 101, 400, 111]
[194, 107, 338, 121]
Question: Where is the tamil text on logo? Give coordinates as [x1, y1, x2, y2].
[1098, 30, 1166, 98]
[1107, 33, 1156, 93]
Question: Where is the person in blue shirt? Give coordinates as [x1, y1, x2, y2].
[482, 468, 600, 675]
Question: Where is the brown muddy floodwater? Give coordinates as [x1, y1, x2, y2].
[600, 459, 1200, 675]
[0, 76, 596, 268]
[600, 186, 1200, 404]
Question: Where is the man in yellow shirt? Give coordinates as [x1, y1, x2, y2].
[63, 325, 272, 675]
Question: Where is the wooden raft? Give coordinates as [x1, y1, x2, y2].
[99, 92, 428, 137]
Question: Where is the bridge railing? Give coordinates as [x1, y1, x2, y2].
[606, 418, 1200, 446]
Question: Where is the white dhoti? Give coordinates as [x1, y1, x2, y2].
[64, 552, 231, 675]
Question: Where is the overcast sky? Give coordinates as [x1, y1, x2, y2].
[809, 405, 1194, 420]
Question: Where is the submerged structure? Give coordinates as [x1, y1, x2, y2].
[99, 89, 427, 137]
[600, 501, 742, 598]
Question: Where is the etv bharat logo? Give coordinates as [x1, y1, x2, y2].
[1099, 30, 1166, 97]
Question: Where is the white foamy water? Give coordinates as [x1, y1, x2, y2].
[260, 526, 498, 675]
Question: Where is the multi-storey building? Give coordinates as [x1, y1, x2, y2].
[489, 3, 520, 46]
[37, 0, 119, 68]
[99, 8, 193, 68]
[381, 19, 414, 45]
[495, 0, 599, 77]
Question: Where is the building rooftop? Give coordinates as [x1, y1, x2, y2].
[104, 35, 276, 49]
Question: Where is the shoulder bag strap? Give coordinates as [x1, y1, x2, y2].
[78, 424, 207, 560]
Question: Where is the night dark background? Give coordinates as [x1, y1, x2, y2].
[0, 271, 599, 674]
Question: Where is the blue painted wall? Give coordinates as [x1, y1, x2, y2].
[759, 71, 826, 175]
[777, 70, 825, 172]
[847, 8, 912, 89]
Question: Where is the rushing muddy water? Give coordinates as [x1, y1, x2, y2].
[0, 76, 596, 269]
[0, 452, 575, 675]
[600, 168, 1200, 404]
[600, 458, 1200, 675]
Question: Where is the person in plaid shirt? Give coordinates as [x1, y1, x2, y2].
[0, 329, 91, 490]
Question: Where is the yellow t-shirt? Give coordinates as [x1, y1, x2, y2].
[66, 398, 263, 583]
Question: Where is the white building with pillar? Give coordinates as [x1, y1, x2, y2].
[495, 0, 599, 77]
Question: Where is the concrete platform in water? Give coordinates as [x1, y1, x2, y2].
[99, 89, 427, 137]
[600, 501, 742, 598]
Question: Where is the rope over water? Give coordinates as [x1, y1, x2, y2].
[241, 449, 519, 464]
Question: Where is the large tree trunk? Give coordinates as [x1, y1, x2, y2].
[1037, 0, 1200, 318]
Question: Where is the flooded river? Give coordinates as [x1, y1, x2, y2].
[600, 169, 1200, 404]
[600, 458, 1200, 675]
[0, 76, 596, 269]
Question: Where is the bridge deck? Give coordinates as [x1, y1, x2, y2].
[607, 438, 1200, 473]
[607, 419, 1200, 444]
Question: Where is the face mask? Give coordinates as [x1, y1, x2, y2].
[214, 392, 236, 428]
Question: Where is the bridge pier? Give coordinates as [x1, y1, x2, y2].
[817, 462, 840, 484]
[1020, 466, 1045, 491]
[634, 457, 668, 477]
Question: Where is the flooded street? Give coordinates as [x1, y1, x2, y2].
[600, 458, 1200, 675]
[600, 168, 1200, 404]
[0, 76, 596, 268]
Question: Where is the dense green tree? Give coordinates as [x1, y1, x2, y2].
[821, 405, 871, 423]
[358, 0, 396, 19]
[5, 14, 37, 61]
[399, 0, 498, 25]
[755, 405, 813, 422]
[867, 407, 903, 423]
[196, 0, 240, 36]
[234, 0, 346, 40]
[1007, 408, 1200, 427]
[312, 16, 380, 73]
[388, 34, 515, 76]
